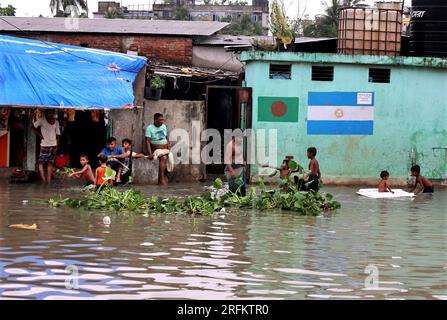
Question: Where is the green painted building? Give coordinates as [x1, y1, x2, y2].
[241, 52, 447, 184]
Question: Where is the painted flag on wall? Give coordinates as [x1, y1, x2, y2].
[258, 96, 299, 122]
[307, 92, 374, 135]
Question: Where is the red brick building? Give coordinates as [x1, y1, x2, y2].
[0, 17, 228, 65]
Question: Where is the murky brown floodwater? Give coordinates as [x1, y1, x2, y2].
[0, 181, 446, 300]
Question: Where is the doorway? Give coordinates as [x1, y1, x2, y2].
[205, 86, 252, 182]
[65, 111, 107, 169]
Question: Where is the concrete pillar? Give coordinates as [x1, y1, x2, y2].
[25, 125, 36, 171]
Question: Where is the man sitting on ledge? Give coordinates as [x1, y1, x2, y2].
[145, 113, 170, 186]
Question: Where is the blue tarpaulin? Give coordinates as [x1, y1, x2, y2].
[0, 35, 147, 109]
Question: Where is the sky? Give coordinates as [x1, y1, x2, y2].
[1, 0, 406, 19]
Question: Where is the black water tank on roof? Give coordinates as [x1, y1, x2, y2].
[409, 0, 447, 58]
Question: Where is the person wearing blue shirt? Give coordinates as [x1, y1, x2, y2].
[97, 136, 126, 173]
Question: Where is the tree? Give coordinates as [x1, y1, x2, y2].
[104, 7, 124, 19]
[0, 4, 16, 16]
[342, 0, 366, 7]
[220, 14, 263, 36]
[270, 0, 295, 48]
[301, 14, 336, 37]
[290, 0, 308, 38]
[49, 0, 88, 16]
[321, 0, 340, 36]
[172, 6, 190, 20]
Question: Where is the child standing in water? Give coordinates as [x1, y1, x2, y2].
[304, 147, 321, 191]
[95, 154, 112, 189]
[69, 154, 95, 186]
[378, 170, 394, 193]
[294, 147, 321, 191]
[409, 165, 434, 194]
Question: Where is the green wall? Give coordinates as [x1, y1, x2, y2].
[242, 52, 447, 181]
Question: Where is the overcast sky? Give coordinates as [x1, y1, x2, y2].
[1, 0, 408, 19]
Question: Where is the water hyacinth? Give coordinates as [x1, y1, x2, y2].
[47, 178, 341, 216]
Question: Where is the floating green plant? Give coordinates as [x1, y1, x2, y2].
[47, 177, 340, 216]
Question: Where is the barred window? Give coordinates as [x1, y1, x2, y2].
[269, 64, 292, 80]
[369, 68, 391, 83]
[312, 66, 334, 81]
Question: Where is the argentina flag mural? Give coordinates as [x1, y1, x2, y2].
[307, 92, 375, 135]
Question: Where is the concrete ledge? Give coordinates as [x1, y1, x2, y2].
[131, 158, 205, 185]
[131, 158, 158, 185]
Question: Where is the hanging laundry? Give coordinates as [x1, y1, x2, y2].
[91, 110, 100, 122]
[68, 109, 75, 122]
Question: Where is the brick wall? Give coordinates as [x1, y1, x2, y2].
[4, 32, 193, 65]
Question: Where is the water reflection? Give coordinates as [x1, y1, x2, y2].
[0, 182, 446, 299]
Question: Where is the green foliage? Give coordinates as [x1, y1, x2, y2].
[293, 0, 367, 38]
[220, 15, 264, 36]
[269, 0, 296, 49]
[172, 6, 190, 21]
[47, 177, 341, 216]
[104, 7, 123, 19]
[0, 5, 16, 16]
[213, 178, 223, 190]
[150, 75, 166, 90]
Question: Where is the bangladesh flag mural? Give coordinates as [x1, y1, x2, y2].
[258, 96, 299, 122]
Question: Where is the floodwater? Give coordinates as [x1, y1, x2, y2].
[0, 181, 446, 300]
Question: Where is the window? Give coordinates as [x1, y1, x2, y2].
[252, 15, 257, 22]
[312, 65, 334, 81]
[369, 68, 391, 83]
[269, 64, 292, 80]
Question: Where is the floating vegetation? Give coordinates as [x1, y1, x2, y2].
[47, 177, 341, 216]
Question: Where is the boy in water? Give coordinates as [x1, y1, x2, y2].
[69, 154, 95, 186]
[409, 165, 434, 194]
[115, 138, 144, 184]
[95, 154, 112, 189]
[378, 170, 394, 193]
[279, 156, 295, 179]
[302, 147, 321, 191]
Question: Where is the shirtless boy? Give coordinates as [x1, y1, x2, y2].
[409, 165, 434, 194]
[378, 170, 394, 193]
[69, 154, 95, 186]
[303, 147, 321, 192]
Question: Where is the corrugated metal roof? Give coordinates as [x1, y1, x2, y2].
[195, 35, 273, 45]
[0, 17, 229, 36]
[195, 34, 336, 46]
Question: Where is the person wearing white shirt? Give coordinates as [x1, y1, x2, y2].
[32, 109, 60, 184]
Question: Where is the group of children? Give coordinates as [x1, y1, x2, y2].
[280, 147, 321, 192]
[70, 136, 434, 195]
[69, 137, 144, 189]
[280, 146, 434, 196]
[378, 165, 434, 195]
